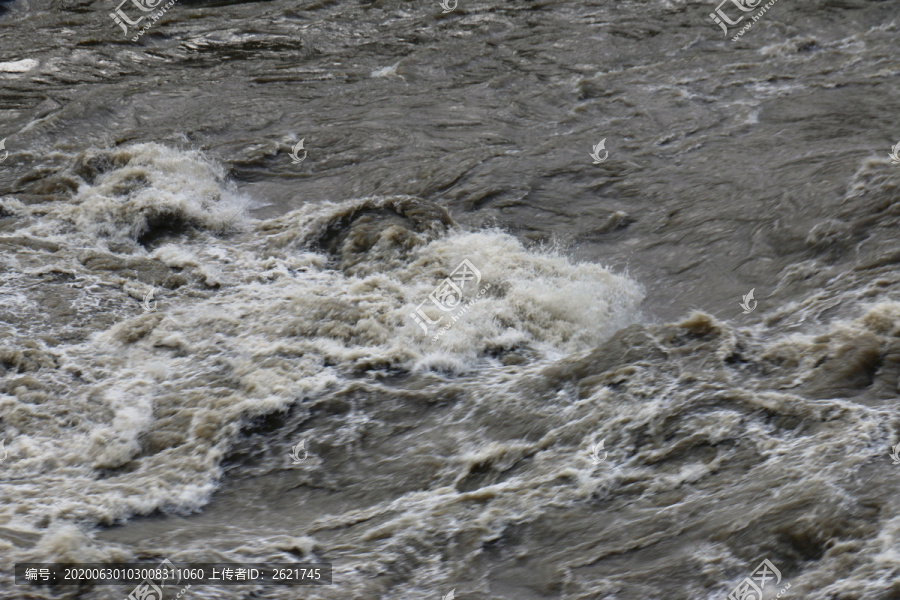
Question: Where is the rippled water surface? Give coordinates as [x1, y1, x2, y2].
[1, 0, 899, 599]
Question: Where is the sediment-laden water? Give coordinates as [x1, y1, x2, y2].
[1, 1, 899, 599]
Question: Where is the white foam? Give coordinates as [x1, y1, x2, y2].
[29, 143, 250, 243]
[0, 58, 38, 73]
[0, 145, 646, 568]
[371, 63, 401, 78]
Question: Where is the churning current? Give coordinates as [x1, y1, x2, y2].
[0, 1, 899, 599]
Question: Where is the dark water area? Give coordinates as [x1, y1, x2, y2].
[1, 0, 900, 599]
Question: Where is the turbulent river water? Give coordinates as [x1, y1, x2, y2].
[1, 0, 900, 599]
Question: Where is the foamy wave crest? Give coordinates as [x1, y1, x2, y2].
[0, 147, 645, 567]
[401, 230, 644, 370]
[41, 143, 249, 242]
[252, 197, 644, 370]
[232, 199, 645, 372]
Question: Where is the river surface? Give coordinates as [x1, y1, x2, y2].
[1, 0, 900, 599]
